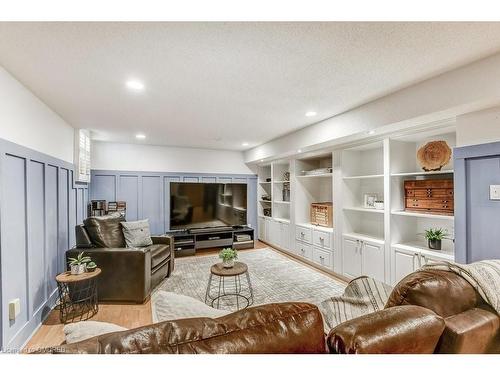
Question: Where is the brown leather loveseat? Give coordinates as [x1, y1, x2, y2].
[67, 214, 174, 303]
[42, 269, 499, 354]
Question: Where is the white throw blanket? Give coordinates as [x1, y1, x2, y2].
[319, 276, 393, 333]
[422, 259, 500, 315]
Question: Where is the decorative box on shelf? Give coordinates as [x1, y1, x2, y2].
[404, 179, 454, 216]
[310, 202, 333, 227]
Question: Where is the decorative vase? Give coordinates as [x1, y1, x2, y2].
[70, 264, 86, 275]
[428, 239, 442, 250]
[223, 259, 235, 268]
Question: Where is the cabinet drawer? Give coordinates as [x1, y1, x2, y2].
[404, 180, 453, 189]
[405, 198, 454, 210]
[295, 226, 312, 243]
[406, 188, 453, 198]
[295, 241, 312, 259]
[313, 230, 331, 249]
[312, 246, 333, 268]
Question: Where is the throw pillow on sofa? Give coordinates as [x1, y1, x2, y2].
[121, 219, 153, 247]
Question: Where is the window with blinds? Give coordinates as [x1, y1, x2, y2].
[75, 129, 91, 183]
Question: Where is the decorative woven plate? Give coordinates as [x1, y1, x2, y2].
[417, 141, 452, 172]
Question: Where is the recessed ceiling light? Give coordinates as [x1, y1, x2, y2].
[368, 130, 376, 135]
[135, 133, 146, 139]
[297, 149, 302, 153]
[305, 111, 317, 117]
[126, 80, 145, 91]
[242, 142, 249, 146]
[260, 159, 264, 162]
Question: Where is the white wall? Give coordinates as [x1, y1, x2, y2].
[92, 141, 254, 174]
[245, 51, 500, 163]
[456, 106, 500, 147]
[0, 66, 74, 163]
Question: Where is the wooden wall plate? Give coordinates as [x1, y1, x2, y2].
[417, 141, 452, 171]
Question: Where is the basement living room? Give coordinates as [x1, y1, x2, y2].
[1, 3, 500, 371]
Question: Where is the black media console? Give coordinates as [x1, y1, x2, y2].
[165, 225, 255, 257]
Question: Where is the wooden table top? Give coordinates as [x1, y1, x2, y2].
[56, 268, 101, 283]
[210, 262, 248, 277]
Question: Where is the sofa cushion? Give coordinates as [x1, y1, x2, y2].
[64, 321, 127, 344]
[121, 219, 153, 248]
[148, 244, 170, 269]
[84, 213, 126, 248]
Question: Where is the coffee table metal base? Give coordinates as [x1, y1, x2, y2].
[205, 266, 254, 311]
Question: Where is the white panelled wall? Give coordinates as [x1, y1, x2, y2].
[256, 122, 457, 286]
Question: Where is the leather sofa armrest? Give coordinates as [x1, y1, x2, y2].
[66, 247, 151, 303]
[436, 306, 500, 354]
[151, 235, 175, 273]
[327, 305, 445, 354]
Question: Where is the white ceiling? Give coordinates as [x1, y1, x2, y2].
[2, 22, 500, 151]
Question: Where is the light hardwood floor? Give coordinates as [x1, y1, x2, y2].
[24, 240, 344, 351]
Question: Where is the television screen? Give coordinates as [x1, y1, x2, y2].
[170, 182, 247, 230]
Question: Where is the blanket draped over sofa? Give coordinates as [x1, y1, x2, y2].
[422, 259, 500, 314]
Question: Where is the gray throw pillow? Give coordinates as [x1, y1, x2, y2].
[120, 219, 153, 247]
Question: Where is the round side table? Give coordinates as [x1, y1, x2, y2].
[55, 268, 101, 324]
[204, 262, 254, 311]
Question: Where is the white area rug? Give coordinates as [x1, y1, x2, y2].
[152, 248, 345, 321]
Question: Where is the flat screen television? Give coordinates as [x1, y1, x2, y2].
[170, 182, 247, 230]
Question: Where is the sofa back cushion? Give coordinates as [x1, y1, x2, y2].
[47, 302, 327, 354]
[385, 270, 483, 318]
[83, 213, 126, 248]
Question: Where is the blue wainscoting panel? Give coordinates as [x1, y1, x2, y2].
[2, 154, 29, 347]
[27, 160, 46, 314]
[142, 176, 163, 235]
[0, 138, 87, 350]
[455, 140, 500, 263]
[90, 170, 258, 235]
[118, 175, 139, 221]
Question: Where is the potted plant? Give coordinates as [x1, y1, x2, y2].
[424, 228, 447, 250]
[68, 252, 91, 275]
[219, 248, 238, 268]
[86, 261, 97, 272]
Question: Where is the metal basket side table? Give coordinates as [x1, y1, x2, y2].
[55, 268, 101, 324]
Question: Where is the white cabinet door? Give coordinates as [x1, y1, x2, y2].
[264, 218, 271, 243]
[393, 248, 418, 285]
[280, 222, 290, 250]
[258, 217, 266, 241]
[342, 237, 362, 278]
[421, 253, 444, 266]
[295, 225, 312, 244]
[361, 240, 385, 282]
[269, 219, 281, 246]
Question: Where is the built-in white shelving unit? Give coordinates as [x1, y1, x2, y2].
[255, 122, 457, 285]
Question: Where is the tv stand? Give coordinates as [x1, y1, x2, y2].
[166, 225, 255, 257]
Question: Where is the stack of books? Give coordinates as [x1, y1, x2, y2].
[108, 201, 127, 216]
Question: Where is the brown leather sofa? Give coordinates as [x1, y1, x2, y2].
[42, 268, 498, 354]
[67, 214, 174, 303]
[328, 269, 500, 354]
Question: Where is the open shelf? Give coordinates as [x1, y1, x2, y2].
[296, 173, 333, 179]
[391, 169, 454, 177]
[391, 210, 454, 220]
[343, 174, 384, 180]
[343, 206, 384, 214]
[273, 200, 290, 204]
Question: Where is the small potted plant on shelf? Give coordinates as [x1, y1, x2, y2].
[219, 248, 238, 268]
[425, 228, 447, 250]
[68, 252, 91, 275]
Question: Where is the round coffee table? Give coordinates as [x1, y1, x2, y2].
[55, 268, 101, 323]
[204, 262, 254, 311]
